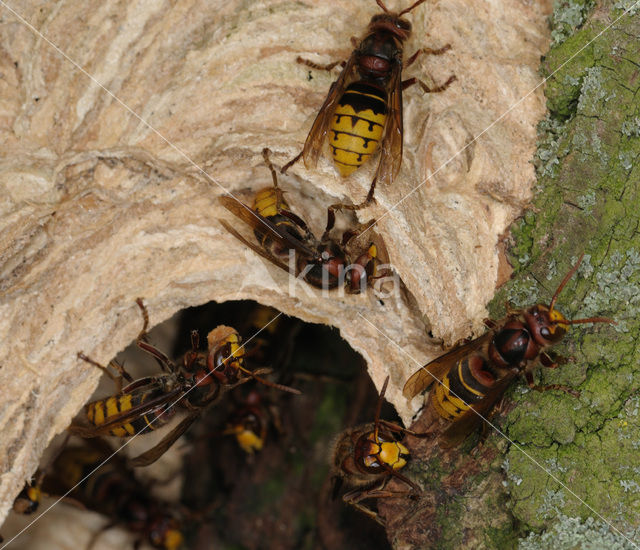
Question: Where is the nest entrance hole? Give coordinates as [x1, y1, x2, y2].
[5, 299, 403, 550]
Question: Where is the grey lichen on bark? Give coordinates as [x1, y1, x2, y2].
[0, 0, 550, 540]
[502, 0, 640, 545]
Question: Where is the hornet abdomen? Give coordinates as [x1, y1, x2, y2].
[330, 82, 387, 176]
[432, 355, 497, 421]
[86, 386, 173, 437]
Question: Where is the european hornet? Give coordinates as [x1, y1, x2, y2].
[282, 0, 456, 209]
[219, 148, 387, 293]
[222, 388, 270, 455]
[11, 480, 43, 517]
[71, 299, 299, 467]
[42, 440, 184, 550]
[403, 254, 616, 447]
[240, 303, 290, 367]
[10, 434, 70, 516]
[331, 376, 428, 524]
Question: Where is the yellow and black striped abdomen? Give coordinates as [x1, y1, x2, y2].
[253, 187, 289, 219]
[49, 447, 130, 514]
[47, 447, 106, 493]
[255, 214, 303, 250]
[251, 187, 304, 249]
[432, 355, 495, 421]
[86, 389, 172, 438]
[330, 81, 387, 176]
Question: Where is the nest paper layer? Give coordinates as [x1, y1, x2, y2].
[0, 0, 550, 530]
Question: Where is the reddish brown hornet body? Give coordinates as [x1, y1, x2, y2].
[403, 254, 615, 446]
[220, 149, 386, 293]
[332, 376, 429, 524]
[282, 0, 455, 211]
[72, 301, 299, 467]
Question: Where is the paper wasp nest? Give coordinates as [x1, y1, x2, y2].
[0, 0, 550, 533]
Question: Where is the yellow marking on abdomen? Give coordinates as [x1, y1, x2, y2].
[253, 188, 288, 218]
[105, 396, 121, 418]
[330, 104, 386, 176]
[236, 429, 264, 454]
[26, 486, 41, 503]
[432, 373, 470, 421]
[105, 394, 134, 437]
[87, 401, 105, 426]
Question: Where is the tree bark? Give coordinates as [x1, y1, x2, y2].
[382, 2, 640, 548]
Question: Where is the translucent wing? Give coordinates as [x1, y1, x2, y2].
[402, 331, 494, 399]
[129, 411, 201, 467]
[69, 384, 185, 438]
[439, 372, 516, 448]
[302, 53, 359, 169]
[374, 60, 403, 187]
[219, 219, 292, 274]
[219, 195, 318, 259]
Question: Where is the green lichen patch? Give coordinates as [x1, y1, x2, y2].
[505, 392, 579, 447]
[506, 394, 640, 532]
[621, 117, 640, 138]
[490, 2, 640, 545]
[542, 27, 598, 118]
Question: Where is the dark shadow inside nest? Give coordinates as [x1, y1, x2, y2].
[172, 299, 396, 550]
